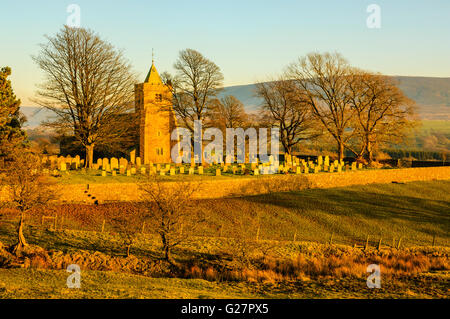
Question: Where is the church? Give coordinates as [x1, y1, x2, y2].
[134, 61, 177, 164]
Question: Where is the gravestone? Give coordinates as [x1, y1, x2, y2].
[189, 167, 194, 175]
[102, 171, 107, 177]
[130, 149, 136, 164]
[324, 156, 329, 167]
[296, 167, 301, 174]
[179, 167, 185, 174]
[253, 168, 259, 176]
[102, 158, 109, 170]
[216, 169, 221, 176]
[140, 167, 146, 175]
[170, 168, 175, 176]
[111, 157, 119, 170]
[136, 157, 142, 168]
[112, 170, 117, 176]
[198, 166, 204, 175]
[97, 158, 102, 168]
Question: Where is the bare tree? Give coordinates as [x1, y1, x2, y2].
[0, 150, 56, 255]
[206, 95, 248, 130]
[287, 52, 357, 161]
[139, 177, 201, 264]
[169, 49, 224, 132]
[108, 205, 146, 257]
[347, 71, 418, 163]
[33, 26, 137, 168]
[256, 77, 321, 157]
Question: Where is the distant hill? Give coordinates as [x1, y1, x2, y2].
[220, 76, 450, 120]
[20, 76, 450, 128]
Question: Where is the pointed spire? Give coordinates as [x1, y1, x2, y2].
[144, 49, 162, 84]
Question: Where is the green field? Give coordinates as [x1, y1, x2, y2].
[0, 180, 449, 298]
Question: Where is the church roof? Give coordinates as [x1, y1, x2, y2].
[144, 62, 163, 85]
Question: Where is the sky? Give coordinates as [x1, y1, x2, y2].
[1, 0, 450, 106]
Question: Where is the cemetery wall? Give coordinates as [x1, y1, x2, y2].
[1, 166, 447, 203]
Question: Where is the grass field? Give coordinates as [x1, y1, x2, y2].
[0, 180, 449, 298]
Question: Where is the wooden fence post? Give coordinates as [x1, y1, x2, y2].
[377, 237, 382, 251]
[397, 237, 402, 249]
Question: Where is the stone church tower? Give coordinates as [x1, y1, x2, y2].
[135, 62, 177, 164]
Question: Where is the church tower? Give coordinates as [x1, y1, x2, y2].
[135, 61, 177, 164]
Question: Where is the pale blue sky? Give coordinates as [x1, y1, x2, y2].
[1, 0, 449, 106]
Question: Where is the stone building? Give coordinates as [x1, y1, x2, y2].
[135, 62, 177, 164]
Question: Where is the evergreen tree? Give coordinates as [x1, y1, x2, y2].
[0, 67, 26, 162]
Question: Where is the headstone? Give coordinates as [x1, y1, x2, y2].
[160, 170, 165, 176]
[324, 156, 330, 167]
[188, 167, 194, 175]
[216, 169, 221, 176]
[198, 166, 204, 175]
[358, 163, 363, 169]
[119, 158, 128, 170]
[59, 162, 67, 171]
[130, 149, 136, 164]
[296, 167, 301, 174]
[140, 167, 146, 175]
[111, 157, 119, 170]
[112, 170, 117, 176]
[180, 167, 185, 174]
[102, 158, 109, 170]
[131, 167, 136, 175]
[351, 162, 357, 170]
[97, 158, 102, 168]
[126, 170, 131, 176]
[170, 168, 175, 176]
[102, 171, 107, 177]
[254, 168, 259, 176]
[318, 156, 323, 166]
[136, 157, 141, 168]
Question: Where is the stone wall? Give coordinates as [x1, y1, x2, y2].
[1, 166, 447, 204]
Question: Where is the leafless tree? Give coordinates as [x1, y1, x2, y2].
[139, 177, 201, 264]
[347, 70, 418, 163]
[168, 49, 224, 132]
[0, 150, 57, 255]
[287, 52, 357, 161]
[256, 77, 321, 157]
[33, 26, 137, 168]
[108, 204, 146, 257]
[207, 95, 248, 130]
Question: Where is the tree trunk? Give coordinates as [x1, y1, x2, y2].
[364, 135, 374, 164]
[12, 212, 27, 255]
[85, 144, 95, 169]
[337, 140, 344, 162]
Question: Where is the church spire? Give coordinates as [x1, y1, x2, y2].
[144, 49, 162, 84]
